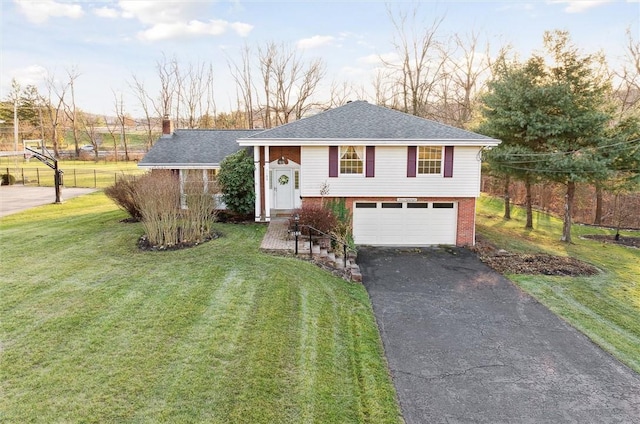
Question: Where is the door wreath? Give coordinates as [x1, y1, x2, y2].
[278, 174, 289, 185]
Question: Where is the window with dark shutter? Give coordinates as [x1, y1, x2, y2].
[329, 146, 338, 177]
[444, 146, 454, 178]
[366, 146, 375, 177]
[407, 146, 417, 177]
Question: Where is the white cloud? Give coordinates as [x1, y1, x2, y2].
[117, 1, 253, 41]
[14, 0, 83, 24]
[138, 20, 224, 41]
[547, 0, 613, 13]
[2, 65, 48, 91]
[230, 22, 254, 37]
[297, 35, 335, 49]
[93, 7, 119, 19]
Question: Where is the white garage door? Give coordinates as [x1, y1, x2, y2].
[353, 201, 457, 245]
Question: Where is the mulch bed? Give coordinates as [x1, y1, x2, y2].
[471, 236, 599, 276]
[137, 232, 221, 251]
[582, 234, 640, 248]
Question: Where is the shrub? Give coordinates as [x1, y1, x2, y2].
[325, 197, 355, 254]
[217, 149, 255, 215]
[1, 173, 16, 186]
[181, 171, 217, 242]
[104, 175, 142, 221]
[133, 170, 217, 248]
[291, 204, 338, 237]
[133, 170, 182, 247]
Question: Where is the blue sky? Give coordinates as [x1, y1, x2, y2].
[1, 0, 638, 116]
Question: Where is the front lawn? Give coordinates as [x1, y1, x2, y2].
[0, 193, 401, 423]
[476, 195, 640, 374]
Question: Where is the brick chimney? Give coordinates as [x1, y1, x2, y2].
[162, 115, 173, 135]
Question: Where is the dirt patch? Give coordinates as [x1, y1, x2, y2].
[137, 232, 221, 251]
[471, 236, 599, 276]
[582, 234, 640, 248]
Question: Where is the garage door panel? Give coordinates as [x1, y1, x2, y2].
[353, 201, 457, 245]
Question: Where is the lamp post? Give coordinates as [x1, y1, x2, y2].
[293, 213, 300, 255]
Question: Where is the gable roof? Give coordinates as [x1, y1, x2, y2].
[139, 129, 261, 168]
[238, 100, 499, 146]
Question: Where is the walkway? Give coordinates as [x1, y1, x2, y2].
[259, 217, 310, 254]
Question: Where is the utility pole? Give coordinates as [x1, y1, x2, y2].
[14, 99, 19, 153]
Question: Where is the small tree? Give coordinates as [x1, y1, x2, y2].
[217, 149, 255, 215]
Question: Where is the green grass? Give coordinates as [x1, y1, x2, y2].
[0, 193, 401, 423]
[477, 195, 640, 373]
[1, 160, 146, 188]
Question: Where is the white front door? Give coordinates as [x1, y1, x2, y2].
[274, 169, 293, 209]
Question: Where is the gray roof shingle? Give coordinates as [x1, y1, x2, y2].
[244, 100, 493, 140]
[139, 129, 260, 167]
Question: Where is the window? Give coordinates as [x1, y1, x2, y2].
[407, 203, 428, 208]
[433, 202, 454, 209]
[381, 203, 402, 208]
[418, 146, 442, 174]
[340, 146, 364, 174]
[294, 170, 299, 189]
[355, 202, 377, 208]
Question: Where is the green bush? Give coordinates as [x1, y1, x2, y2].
[1, 173, 16, 185]
[217, 149, 255, 215]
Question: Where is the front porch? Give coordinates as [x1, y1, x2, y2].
[253, 145, 302, 222]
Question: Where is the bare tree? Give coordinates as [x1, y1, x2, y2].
[153, 53, 178, 122]
[113, 90, 130, 161]
[104, 114, 119, 162]
[435, 30, 492, 127]
[43, 70, 71, 158]
[228, 44, 256, 128]
[130, 74, 158, 150]
[62, 67, 81, 156]
[383, 5, 448, 117]
[79, 111, 101, 160]
[257, 42, 325, 126]
[258, 42, 277, 128]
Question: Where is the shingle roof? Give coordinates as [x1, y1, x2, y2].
[139, 129, 261, 167]
[243, 100, 494, 141]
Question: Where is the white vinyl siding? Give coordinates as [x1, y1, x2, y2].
[301, 145, 482, 198]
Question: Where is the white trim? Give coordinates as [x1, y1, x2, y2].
[238, 138, 500, 147]
[138, 164, 220, 169]
[254, 148, 261, 221]
[264, 146, 271, 221]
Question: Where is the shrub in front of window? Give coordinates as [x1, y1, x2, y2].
[218, 149, 255, 216]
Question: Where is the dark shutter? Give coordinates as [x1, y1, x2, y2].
[328, 146, 339, 177]
[407, 146, 417, 177]
[366, 146, 375, 177]
[444, 146, 454, 178]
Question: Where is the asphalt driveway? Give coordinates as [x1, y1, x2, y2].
[358, 247, 640, 423]
[0, 186, 96, 217]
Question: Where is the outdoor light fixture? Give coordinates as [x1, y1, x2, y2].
[277, 156, 287, 164]
[293, 213, 300, 255]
